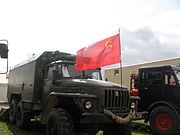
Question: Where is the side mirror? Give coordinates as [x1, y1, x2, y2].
[0, 40, 8, 58]
[0, 40, 8, 74]
[53, 69, 59, 79]
[52, 69, 61, 84]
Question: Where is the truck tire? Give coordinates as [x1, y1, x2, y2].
[46, 108, 75, 135]
[103, 123, 131, 135]
[9, 99, 18, 123]
[149, 106, 179, 135]
[15, 100, 30, 129]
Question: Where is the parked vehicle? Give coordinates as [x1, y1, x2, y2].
[130, 65, 180, 135]
[7, 51, 140, 135]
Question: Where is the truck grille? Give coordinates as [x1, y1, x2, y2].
[105, 88, 130, 112]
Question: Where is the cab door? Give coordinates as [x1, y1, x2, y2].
[138, 69, 163, 111]
[164, 71, 180, 106]
[43, 65, 56, 102]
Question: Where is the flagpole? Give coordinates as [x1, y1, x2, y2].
[118, 28, 123, 87]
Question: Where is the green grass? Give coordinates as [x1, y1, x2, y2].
[0, 121, 44, 135]
[132, 131, 151, 135]
[0, 121, 151, 135]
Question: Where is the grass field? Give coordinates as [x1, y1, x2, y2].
[0, 121, 152, 135]
[0, 121, 45, 135]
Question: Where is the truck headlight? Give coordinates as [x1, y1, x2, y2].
[131, 102, 136, 109]
[85, 101, 92, 109]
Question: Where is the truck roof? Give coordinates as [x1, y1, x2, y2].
[139, 65, 180, 71]
[13, 51, 75, 69]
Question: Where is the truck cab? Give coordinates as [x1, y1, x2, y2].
[135, 65, 180, 135]
[45, 60, 102, 81]
[43, 60, 102, 101]
[137, 65, 180, 112]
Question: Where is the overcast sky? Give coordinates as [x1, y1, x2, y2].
[0, 0, 180, 80]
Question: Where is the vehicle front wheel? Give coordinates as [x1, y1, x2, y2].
[46, 108, 75, 135]
[149, 106, 179, 135]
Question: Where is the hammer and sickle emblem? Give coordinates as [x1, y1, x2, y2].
[105, 40, 113, 48]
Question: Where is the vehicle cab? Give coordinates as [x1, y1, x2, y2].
[137, 65, 180, 112]
[45, 60, 102, 81]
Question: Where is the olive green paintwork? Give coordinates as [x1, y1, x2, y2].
[7, 51, 130, 125]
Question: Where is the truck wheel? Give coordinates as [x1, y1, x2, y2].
[46, 108, 74, 135]
[103, 124, 131, 135]
[15, 100, 30, 129]
[149, 106, 178, 135]
[9, 99, 18, 123]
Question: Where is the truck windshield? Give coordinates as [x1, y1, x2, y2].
[173, 69, 180, 84]
[61, 63, 102, 80]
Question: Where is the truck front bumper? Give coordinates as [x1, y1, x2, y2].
[80, 109, 131, 124]
[132, 111, 148, 120]
[80, 109, 148, 125]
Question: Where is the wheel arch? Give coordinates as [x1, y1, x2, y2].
[41, 92, 82, 124]
[9, 93, 21, 102]
[145, 101, 180, 122]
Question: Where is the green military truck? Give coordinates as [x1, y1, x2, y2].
[7, 51, 136, 135]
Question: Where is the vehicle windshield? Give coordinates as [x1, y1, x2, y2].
[173, 68, 180, 84]
[60, 63, 102, 80]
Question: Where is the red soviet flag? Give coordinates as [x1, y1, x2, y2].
[75, 34, 120, 70]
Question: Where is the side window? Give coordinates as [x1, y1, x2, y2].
[114, 69, 119, 76]
[62, 64, 70, 77]
[141, 72, 145, 82]
[165, 74, 168, 85]
[92, 72, 100, 80]
[165, 73, 176, 86]
[141, 71, 162, 86]
[148, 72, 162, 85]
[47, 66, 55, 79]
[170, 75, 176, 86]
